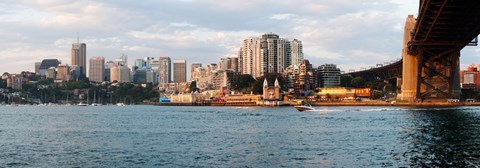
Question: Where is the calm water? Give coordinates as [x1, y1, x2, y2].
[1, 105, 480, 167]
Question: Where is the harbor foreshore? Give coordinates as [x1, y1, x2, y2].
[155, 101, 480, 107]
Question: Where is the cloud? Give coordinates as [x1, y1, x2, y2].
[7, 0, 467, 75]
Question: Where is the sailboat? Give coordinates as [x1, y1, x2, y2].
[91, 91, 101, 106]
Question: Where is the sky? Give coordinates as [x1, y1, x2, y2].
[0, 0, 479, 74]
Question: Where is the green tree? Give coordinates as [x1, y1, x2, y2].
[340, 75, 353, 87]
[232, 74, 255, 92]
[350, 77, 366, 88]
[252, 73, 286, 94]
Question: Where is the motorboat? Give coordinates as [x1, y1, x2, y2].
[91, 103, 101, 106]
[116, 102, 126, 106]
[294, 104, 315, 112]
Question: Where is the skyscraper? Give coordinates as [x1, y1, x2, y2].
[158, 57, 171, 84]
[254, 33, 285, 78]
[71, 43, 86, 77]
[190, 63, 202, 81]
[173, 59, 187, 83]
[89, 56, 105, 82]
[239, 33, 303, 78]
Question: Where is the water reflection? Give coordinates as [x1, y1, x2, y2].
[400, 107, 480, 167]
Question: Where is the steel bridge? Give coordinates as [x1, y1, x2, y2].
[346, 0, 480, 101]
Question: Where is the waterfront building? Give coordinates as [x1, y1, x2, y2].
[173, 59, 187, 83]
[316, 87, 356, 101]
[460, 64, 480, 91]
[71, 42, 86, 77]
[34, 62, 41, 75]
[170, 92, 210, 103]
[191, 63, 202, 81]
[55, 64, 71, 83]
[262, 78, 281, 100]
[39, 59, 61, 76]
[89, 56, 105, 82]
[317, 64, 341, 88]
[158, 57, 171, 84]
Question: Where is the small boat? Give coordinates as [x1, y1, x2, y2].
[116, 102, 126, 106]
[294, 104, 315, 112]
[91, 103, 101, 106]
[77, 102, 88, 106]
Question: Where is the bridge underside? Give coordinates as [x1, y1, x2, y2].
[405, 0, 480, 101]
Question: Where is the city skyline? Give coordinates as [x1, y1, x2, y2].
[1, 1, 479, 74]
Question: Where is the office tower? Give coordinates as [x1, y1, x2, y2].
[55, 64, 71, 82]
[110, 66, 119, 82]
[190, 63, 202, 80]
[110, 65, 130, 83]
[89, 56, 105, 82]
[144, 57, 154, 67]
[35, 62, 41, 75]
[173, 59, 187, 83]
[39, 59, 61, 76]
[116, 53, 128, 66]
[318, 64, 341, 88]
[134, 59, 146, 69]
[158, 57, 171, 84]
[71, 42, 86, 77]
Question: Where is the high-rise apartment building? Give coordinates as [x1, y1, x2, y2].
[190, 63, 202, 81]
[158, 57, 171, 84]
[71, 43, 86, 77]
[239, 33, 303, 78]
[173, 59, 187, 83]
[89, 56, 105, 82]
[286, 39, 303, 67]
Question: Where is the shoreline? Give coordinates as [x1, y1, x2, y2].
[155, 101, 480, 107]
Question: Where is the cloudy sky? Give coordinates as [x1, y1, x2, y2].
[1, 0, 479, 74]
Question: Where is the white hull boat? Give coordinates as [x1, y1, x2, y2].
[294, 104, 315, 112]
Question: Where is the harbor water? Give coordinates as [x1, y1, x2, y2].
[1, 105, 480, 167]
